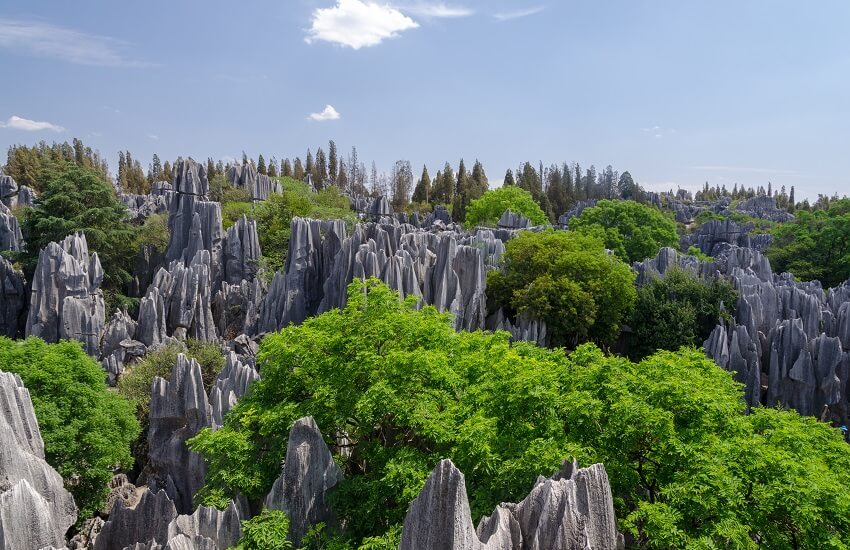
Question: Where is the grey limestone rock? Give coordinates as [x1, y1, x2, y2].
[121, 193, 170, 223]
[401, 459, 622, 550]
[95, 489, 178, 550]
[497, 210, 531, 230]
[0, 202, 23, 252]
[25, 233, 106, 356]
[0, 371, 77, 550]
[265, 416, 343, 547]
[0, 256, 25, 338]
[557, 200, 597, 228]
[223, 215, 261, 285]
[148, 354, 213, 513]
[210, 352, 260, 429]
[0, 173, 37, 209]
[226, 163, 282, 202]
[734, 195, 794, 222]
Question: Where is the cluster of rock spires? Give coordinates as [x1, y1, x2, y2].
[0, 370, 77, 550]
[400, 459, 623, 550]
[226, 163, 281, 202]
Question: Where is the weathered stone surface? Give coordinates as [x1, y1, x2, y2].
[734, 195, 794, 222]
[210, 352, 259, 429]
[95, 489, 178, 550]
[0, 202, 23, 252]
[213, 277, 265, 339]
[557, 200, 597, 228]
[101, 309, 141, 385]
[0, 174, 37, 209]
[488, 309, 549, 347]
[26, 232, 106, 356]
[401, 459, 622, 550]
[686, 218, 753, 256]
[227, 163, 282, 201]
[167, 500, 245, 549]
[0, 256, 24, 338]
[148, 354, 213, 513]
[121, 192, 170, 223]
[265, 416, 343, 547]
[223, 215, 261, 285]
[129, 244, 165, 298]
[368, 195, 392, 218]
[497, 209, 531, 229]
[0, 371, 77, 549]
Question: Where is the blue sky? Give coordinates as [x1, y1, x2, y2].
[0, 0, 848, 199]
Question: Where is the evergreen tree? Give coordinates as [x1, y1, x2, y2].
[453, 159, 471, 221]
[504, 169, 515, 186]
[337, 158, 348, 190]
[242, 151, 248, 165]
[315, 147, 328, 189]
[293, 158, 304, 181]
[328, 140, 338, 186]
[432, 162, 456, 205]
[117, 151, 127, 189]
[370, 161, 378, 196]
[390, 160, 414, 211]
[546, 164, 569, 220]
[204, 157, 215, 180]
[471, 160, 488, 197]
[349, 147, 359, 194]
[789, 186, 796, 212]
[768, 182, 773, 197]
[162, 160, 173, 183]
[305, 149, 314, 179]
[267, 157, 278, 177]
[257, 154, 267, 175]
[282, 158, 293, 178]
[412, 165, 432, 204]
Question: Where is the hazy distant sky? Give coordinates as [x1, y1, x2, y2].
[1, 0, 848, 199]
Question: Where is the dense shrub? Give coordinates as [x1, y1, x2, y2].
[464, 186, 547, 228]
[570, 199, 679, 263]
[486, 229, 636, 347]
[0, 337, 140, 520]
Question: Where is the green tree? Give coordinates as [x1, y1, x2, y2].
[464, 185, 547, 228]
[234, 510, 293, 550]
[487, 230, 636, 347]
[629, 269, 738, 360]
[570, 199, 678, 264]
[258, 154, 267, 175]
[411, 165, 431, 204]
[503, 168, 515, 186]
[328, 140, 338, 187]
[22, 163, 138, 291]
[767, 198, 850, 287]
[431, 162, 455, 205]
[0, 337, 140, 520]
[253, 189, 312, 273]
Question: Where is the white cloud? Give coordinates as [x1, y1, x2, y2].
[307, 105, 342, 121]
[400, 2, 473, 18]
[0, 18, 149, 67]
[147, 134, 160, 140]
[0, 115, 64, 132]
[306, 0, 419, 49]
[493, 6, 545, 21]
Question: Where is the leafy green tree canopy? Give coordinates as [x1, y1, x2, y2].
[570, 199, 678, 264]
[487, 230, 637, 347]
[767, 198, 850, 287]
[628, 269, 738, 360]
[464, 185, 547, 228]
[22, 163, 138, 291]
[191, 280, 850, 548]
[0, 337, 140, 521]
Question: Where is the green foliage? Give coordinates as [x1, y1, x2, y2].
[118, 340, 224, 418]
[223, 201, 253, 230]
[253, 191, 312, 273]
[134, 212, 170, 253]
[234, 509, 294, 550]
[21, 163, 138, 291]
[486, 230, 636, 347]
[0, 337, 140, 520]
[686, 245, 713, 262]
[191, 280, 850, 547]
[629, 269, 738, 360]
[464, 186, 547, 228]
[767, 198, 850, 287]
[570, 199, 679, 263]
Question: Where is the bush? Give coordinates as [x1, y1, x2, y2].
[464, 186, 547, 228]
[134, 212, 170, 253]
[487, 229, 636, 347]
[234, 510, 293, 550]
[190, 280, 850, 547]
[253, 192, 312, 273]
[767, 198, 850, 287]
[0, 337, 140, 520]
[570, 199, 678, 264]
[223, 201, 254, 230]
[628, 269, 738, 360]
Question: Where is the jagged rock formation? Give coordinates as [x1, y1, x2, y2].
[26, 232, 106, 355]
[148, 354, 213, 513]
[121, 192, 170, 222]
[0, 371, 77, 549]
[400, 459, 622, 550]
[101, 309, 144, 384]
[487, 309, 549, 347]
[497, 210, 531, 229]
[686, 219, 753, 256]
[0, 202, 23, 252]
[210, 352, 259, 429]
[265, 416, 343, 547]
[557, 200, 597, 228]
[222, 215, 261, 285]
[95, 489, 178, 550]
[633, 246, 718, 286]
[0, 173, 36, 209]
[227, 163, 281, 201]
[0, 256, 25, 338]
[733, 195, 794, 222]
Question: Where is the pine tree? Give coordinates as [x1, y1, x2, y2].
[432, 162, 456, 205]
[163, 160, 173, 183]
[294, 158, 304, 181]
[789, 186, 796, 212]
[315, 147, 328, 189]
[258, 154, 267, 175]
[337, 158, 348, 190]
[370, 161, 378, 196]
[412, 165, 431, 204]
[453, 159, 471, 222]
[282, 159, 293, 178]
[328, 140, 338, 186]
[349, 147, 359, 194]
[390, 160, 414, 211]
[305, 149, 314, 179]
[471, 160, 488, 197]
[117, 151, 127, 189]
[767, 181, 772, 197]
[268, 157, 278, 177]
[205, 157, 215, 180]
[504, 169, 515, 186]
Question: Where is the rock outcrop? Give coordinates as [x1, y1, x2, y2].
[25, 232, 106, 356]
[733, 195, 794, 222]
[0, 173, 36, 209]
[265, 416, 343, 547]
[227, 163, 281, 202]
[0, 256, 25, 338]
[210, 352, 260, 429]
[0, 371, 77, 549]
[400, 459, 623, 550]
[148, 354, 213, 513]
[0, 202, 23, 252]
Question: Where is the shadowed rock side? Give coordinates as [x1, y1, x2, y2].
[210, 351, 260, 429]
[497, 210, 531, 229]
[0, 201, 23, 252]
[400, 459, 623, 550]
[265, 416, 344, 547]
[226, 163, 282, 202]
[25, 232, 106, 356]
[734, 195, 795, 222]
[0, 173, 36, 210]
[0, 256, 25, 338]
[0, 371, 77, 550]
[148, 354, 213, 514]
